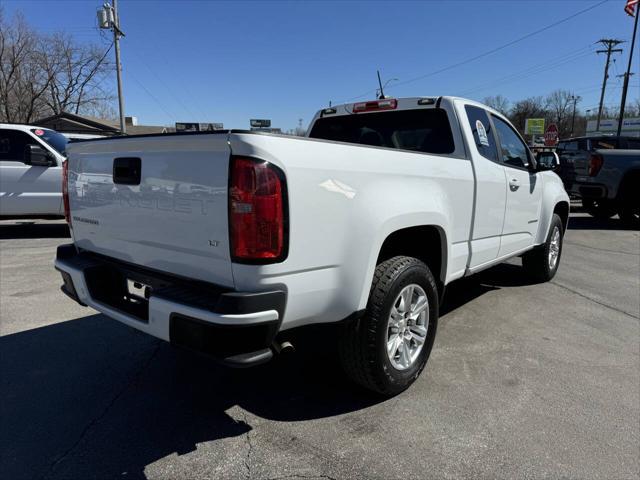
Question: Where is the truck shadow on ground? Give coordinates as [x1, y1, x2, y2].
[439, 262, 531, 316]
[0, 262, 535, 480]
[0, 315, 377, 479]
[0, 221, 69, 239]
[567, 215, 638, 231]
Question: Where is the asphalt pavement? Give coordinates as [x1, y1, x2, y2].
[1, 211, 638, 480]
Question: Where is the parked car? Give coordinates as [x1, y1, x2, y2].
[556, 135, 640, 225]
[55, 97, 569, 395]
[0, 124, 68, 218]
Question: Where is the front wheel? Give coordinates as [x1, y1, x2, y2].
[522, 214, 564, 282]
[339, 256, 438, 396]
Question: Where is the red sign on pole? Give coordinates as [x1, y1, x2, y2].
[544, 123, 559, 146]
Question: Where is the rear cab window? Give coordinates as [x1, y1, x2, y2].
[558, 141, 578, 152]
[308, 108, 456, 156]
[589, 138, 619, 150]
[627, 138, 640, 149]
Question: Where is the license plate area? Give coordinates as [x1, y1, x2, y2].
[80, 252, 231, 323]
[84, 265, 152, 323]
[126, 279, 151, 301]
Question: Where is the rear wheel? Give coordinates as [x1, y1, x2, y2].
[339, 256, 438, 396]
[618, 203, 639, 227]
[522, 214, 564, 282]
[582, 198, 616, 220]
[617, 175, 640, 227]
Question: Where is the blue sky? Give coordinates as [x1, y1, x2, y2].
[3, 0, 638, 130]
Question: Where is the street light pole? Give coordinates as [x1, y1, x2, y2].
[570, 95, 580, 137]
[112, 0, 126, 134]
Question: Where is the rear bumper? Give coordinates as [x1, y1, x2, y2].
[571, 182, 608, 199]
[55, 244, 285, 367]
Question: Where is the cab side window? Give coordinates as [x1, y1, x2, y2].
[464, 105, 499, 162]
[492, 116, 530, 169]
[0, 129, 38, 163]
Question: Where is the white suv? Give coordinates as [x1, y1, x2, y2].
[0, 124, 68, 217]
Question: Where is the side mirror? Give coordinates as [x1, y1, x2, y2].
[24, 144, 56, 167]
[536, 151, 559, 171]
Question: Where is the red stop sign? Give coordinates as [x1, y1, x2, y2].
[544, 123, 558, 146]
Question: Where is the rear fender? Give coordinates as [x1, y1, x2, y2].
[357, 212, 450, 310]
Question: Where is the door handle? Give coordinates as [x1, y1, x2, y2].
[509, 178, 520, 190]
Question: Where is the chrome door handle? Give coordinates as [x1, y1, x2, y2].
[509, 178, 520, 190]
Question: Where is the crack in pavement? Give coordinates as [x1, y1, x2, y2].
[260, 475, 338, 480]
[40, 341, 162, 480]
[550, 281, 639, 319]
[239, 411, 253, 480]
[234, 412, 339, 480]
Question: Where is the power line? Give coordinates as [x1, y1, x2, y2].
[339, 0, 609, 103]
[459, 46, 595, 97]
[126, 72, 177, 124]
[128, 48, 200, 121]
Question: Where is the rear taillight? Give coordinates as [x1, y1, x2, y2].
[229, 157, 286, 262]
[62, 159, 71, 224]
[588, 154, 604, 177]
[352, 98, 397, 113]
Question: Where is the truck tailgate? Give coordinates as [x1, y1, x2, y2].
[67, 134, 235, 287]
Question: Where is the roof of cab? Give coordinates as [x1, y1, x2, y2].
[0, 123, 49, 132]
[311, 96, 507, 123]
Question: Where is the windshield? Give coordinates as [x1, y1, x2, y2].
[31, 128, 68, 155]
[309, 108, 455, 155]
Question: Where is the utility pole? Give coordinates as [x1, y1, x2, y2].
[617, 8, 639, 137]
[595, 39, 623, 132]
[98, 2, 126, 134]
[570, 95, 581, 137]
[113, 0, 126, 134]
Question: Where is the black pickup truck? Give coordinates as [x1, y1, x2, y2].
[556, 136, 640, 225]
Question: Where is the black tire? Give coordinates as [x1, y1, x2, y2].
[582, 198, 616, 220]
[522, 213, 564, 282]
[618, 203, 639, 228]
[339, 256, 438, 396]
[616, 173, 640, 228]
[617, 177, 640, 227]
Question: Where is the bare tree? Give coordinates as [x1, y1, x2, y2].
[0, 11, 52, 122]
[545, 90, 575, 138]
[43, 33, 114, 116]
[508, 96, 547, 135]
[0, 9, 114, 123]
[482, 95, 510, 115]
[616, 99, 640, 118]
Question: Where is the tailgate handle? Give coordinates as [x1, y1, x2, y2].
[113, 157, 141, 185]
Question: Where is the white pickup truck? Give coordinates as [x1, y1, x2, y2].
[55, 97, 569, 395]
[0, 124, 69, 217]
